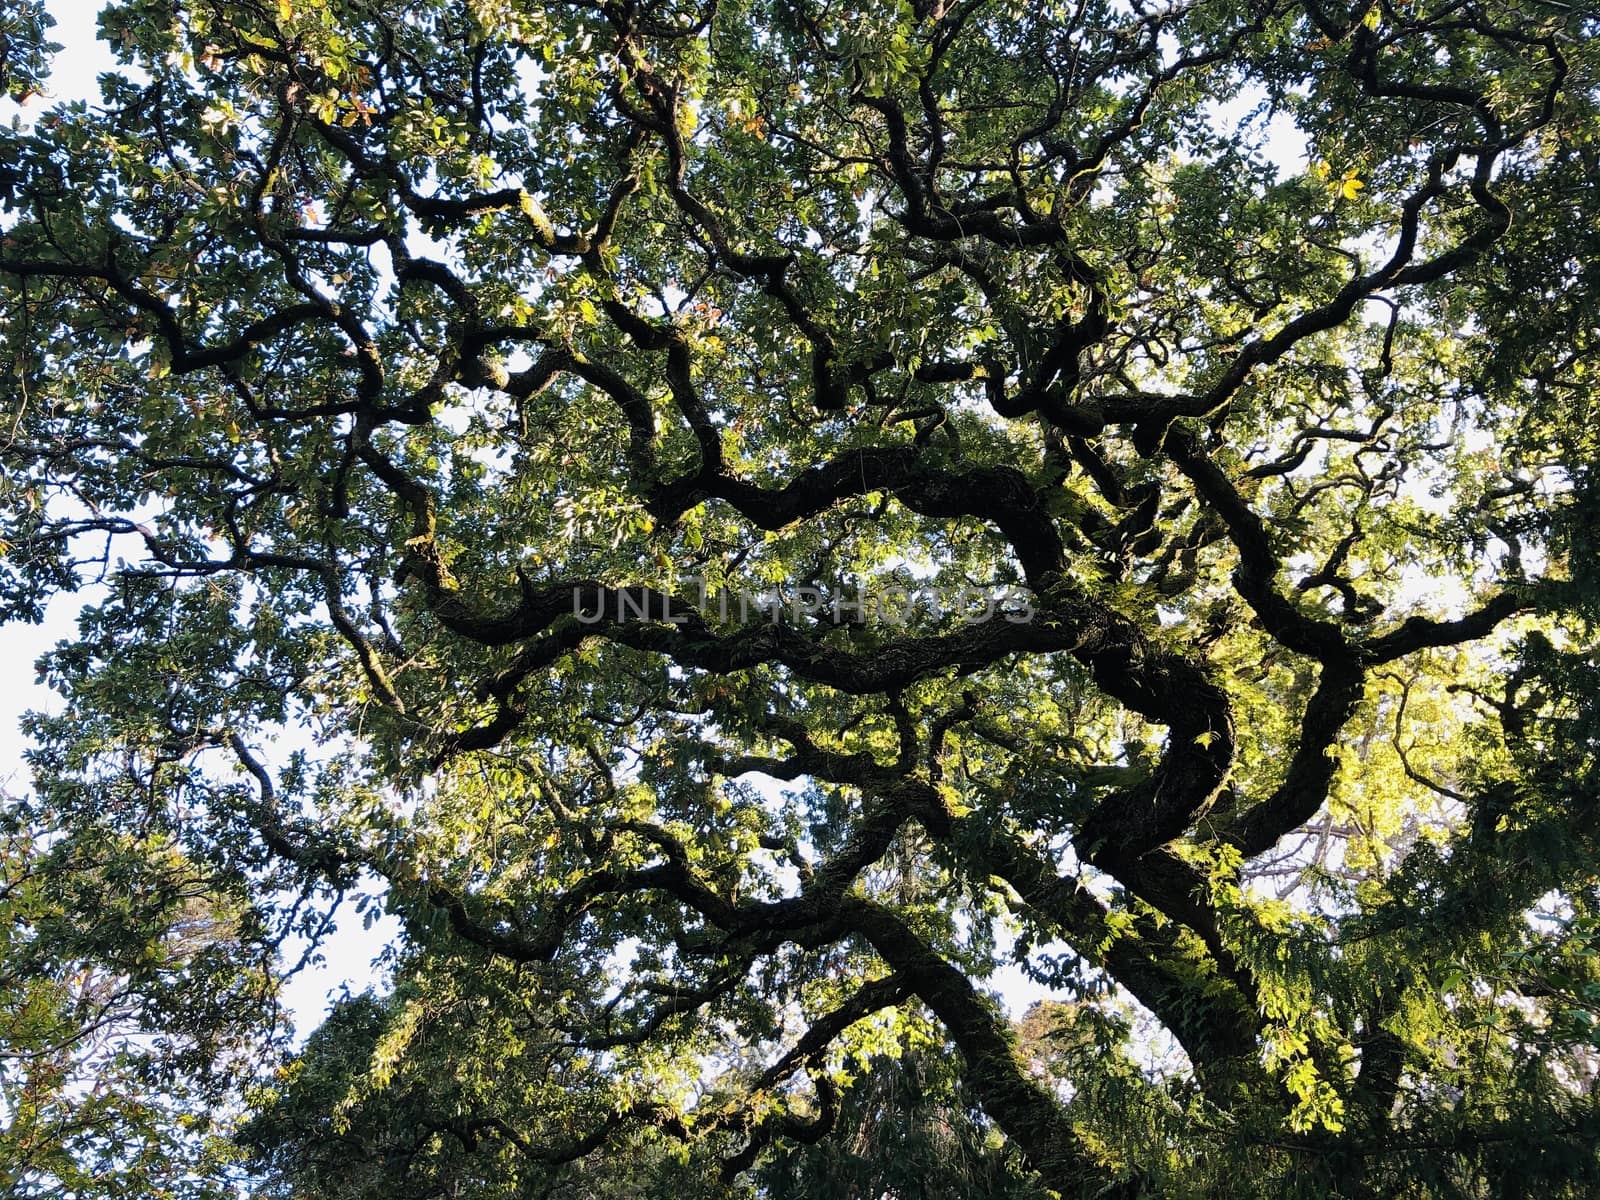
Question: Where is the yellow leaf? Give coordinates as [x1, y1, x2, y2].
[1341, 174, 1365, 200]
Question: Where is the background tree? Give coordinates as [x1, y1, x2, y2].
[2, 0, 1599, 1195]
[0, 799, 274, 1199]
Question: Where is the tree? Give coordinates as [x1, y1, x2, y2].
[2, 0, 1599, 1194]
[0, 800, 274, 1199]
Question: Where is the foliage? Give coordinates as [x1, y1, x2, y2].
[3, 0, 1600, 1195]
[0, 806, 270, 1199]
[754, 1036, 1051, 1200]
[0, 2, 57, 106]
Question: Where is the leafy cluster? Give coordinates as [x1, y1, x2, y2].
[2, 0, 1600, 1196]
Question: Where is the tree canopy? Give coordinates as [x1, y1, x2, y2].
[2, 0, 1599, 1195]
